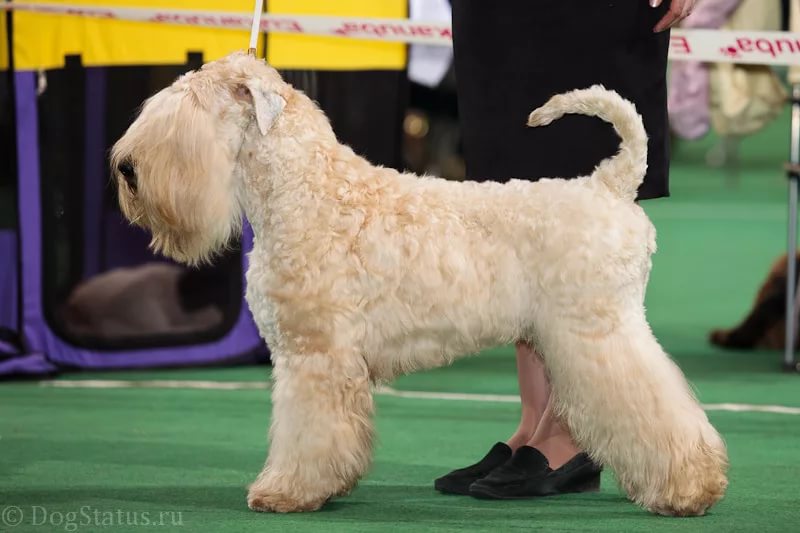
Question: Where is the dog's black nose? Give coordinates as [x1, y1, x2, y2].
[117, 159, 137, 192]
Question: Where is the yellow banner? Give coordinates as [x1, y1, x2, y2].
[6, 0, 406, 70]
[266, 0, 407, 71]
[0, 14, 8, 70]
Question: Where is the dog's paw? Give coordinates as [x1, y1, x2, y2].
[247, 488, 327, 513]
[334, 481, 358, 498]
[709, 329, 730, 347]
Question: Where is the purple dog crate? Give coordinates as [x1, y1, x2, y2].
[0, 55, 269, 377]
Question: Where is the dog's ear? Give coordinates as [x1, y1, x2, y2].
[238, 81, 286, 135]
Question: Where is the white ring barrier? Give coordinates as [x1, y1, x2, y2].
[6, 2, 800, 66]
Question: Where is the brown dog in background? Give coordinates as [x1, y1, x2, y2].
[710, 254, 799, 350]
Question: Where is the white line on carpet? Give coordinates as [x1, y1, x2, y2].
[39, 379, 269, 390]
[38, 379, 800, 415]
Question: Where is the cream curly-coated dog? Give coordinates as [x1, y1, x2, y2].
[111, 51, 728, 517]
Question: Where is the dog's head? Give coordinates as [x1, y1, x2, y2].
[110, 52, 294, 265]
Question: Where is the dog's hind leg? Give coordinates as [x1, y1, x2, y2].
[535, 297, 728, 516]
[248, 351, 374, 513]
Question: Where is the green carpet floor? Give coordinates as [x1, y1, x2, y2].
[2, 111, 800, 531]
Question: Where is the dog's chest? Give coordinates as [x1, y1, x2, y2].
[244, 260, 282, 350]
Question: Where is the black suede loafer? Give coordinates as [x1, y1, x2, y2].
[434, 442, 512, 495]
[468, 446, 601, 499]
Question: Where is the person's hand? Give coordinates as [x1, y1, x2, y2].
[650, 0, 696, 32]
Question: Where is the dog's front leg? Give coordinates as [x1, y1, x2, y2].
[248, 351, 374, 513]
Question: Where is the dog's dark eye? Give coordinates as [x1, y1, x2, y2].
[118, 160, 137, 192]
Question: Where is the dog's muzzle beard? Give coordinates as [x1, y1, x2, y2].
[118, 199, 236, 266]
[148, 214, 230, 266]
[116, 191, 205, 265]
[148, 230, 193, 264]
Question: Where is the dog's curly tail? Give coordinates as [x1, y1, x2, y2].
[527, 85, 648, 202]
